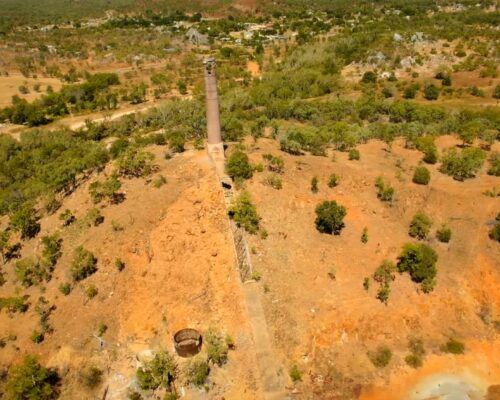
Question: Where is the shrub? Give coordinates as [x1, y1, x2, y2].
[424, 84, 439, 100]
[168, 132, 185, 153]
[375, 177, 394, 202]
[152, 175, 167, 188]
[117, 148, 154, 178]
[328, 174, 339, 188]
[71, 247, 97, 281]
[442, 75, 452, 86]
[79, 365, 103, 388]
[361, 227, 368, 243]
[436, 226, 452, 243]
[368, 346, 392, 368]
[251, 271, 262, 281]
[264, 174, 282, 190]
[494, 84, 500, 99]
[115, 258, 125, 271]
[136, 350, 177, 391]
[440, 338, 465, 354]
[5, 356, 59, 400]
[111, 220, 124, 232]
[89, 175, 122, 204]
[0, 296, 29, 313]
[15, 258, 51, 287]
[59, 209, 75, 226]
[226, 150, 253, 181]
[263, 154, 284, 173]
[487, 152, 500, 177]
[397, 243, 438, 292]
[412, 166, 430, 185]
[314, 201, 346, 235]
[374, 260, 396, 285]
[403, 85, 418, 99]
[280, 137, 302, 155]
[229, 192, 260, 234]
[85, 208, 104, 227]
[409, 212, 432, 240]
[439, 147, 486, 181]
[382, 87, 393, 98]
[311, 176, 319, 193]
[374, 260, 396, 304]
[59, 283, 71, 295]
[97, 322, 108, 336]
[405, 354, 423, 368]
[363, 277, 370, 290]
[109, 138, 129, 158]
[377, 285, 391, 304]
[31, 330, 44, 344]
[185, 356, 210, 387]
[43, 194, 61, 215]
[348, 148, 360, 160]
[289, 364, 302, 383]
[360, 71, 377, 84]
[205, 328, 229, 366]
[416, 137, 438, 164]
[10, 206, 40, 239]
[41, 234, 62, 267]
[405, 337, 425, 368]
[489, 214, 500, 242]
[85, 284, 98, 299]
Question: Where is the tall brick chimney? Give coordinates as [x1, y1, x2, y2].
[203, 57, 223, 156]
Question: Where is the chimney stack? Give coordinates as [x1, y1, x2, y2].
[204, 57, 223, 147]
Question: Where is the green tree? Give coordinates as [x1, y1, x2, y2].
[441, 338, 465, 354]
[289, 365, 302, 383]
[328, 174, 339, 188]
[89, 175, 122, 204]
[489, 213, 500, 242]
[361, 227, 368, 243]
[487, 152, 500, 177]
[360, 71, 377, 84]
[5, 356, 59, 400]
[226, 150, 253, 181]
[205, 328, 229, 366]
[314, 201, 346, 235]
[311, 176, 319, 193]
[397, 243, 438, 292]
[412, 166, 430, 185]
[117, 148, 154, 178]
[423, 84, 439, 100]
[70, 246, 97, 282]
[409, 212, 432, 240]
[436, 226, 452, 243]
[184, 357, 210, 387]
[348, 148, 360, 160]
[41, 234, 62, 267]
[439, 147, 485, 181]
[375, 177, 394, 202]
[368, 346, 392, 368]
[416, 137, 438, 164]
[10, 206, 40, 239]
[229, 192, 260, 234]
[0, 230, 11, 263]
[136, 350, 177, 391]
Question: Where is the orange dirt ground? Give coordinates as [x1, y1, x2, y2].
[240, 136, 499, 399]
[0, 73, 63, 108]
[0, 148, 262, 399]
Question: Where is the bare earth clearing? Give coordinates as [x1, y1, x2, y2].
[241, 137, 499, 399]
[0, 148, 263, 399]
[0, 73, 63, 107]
